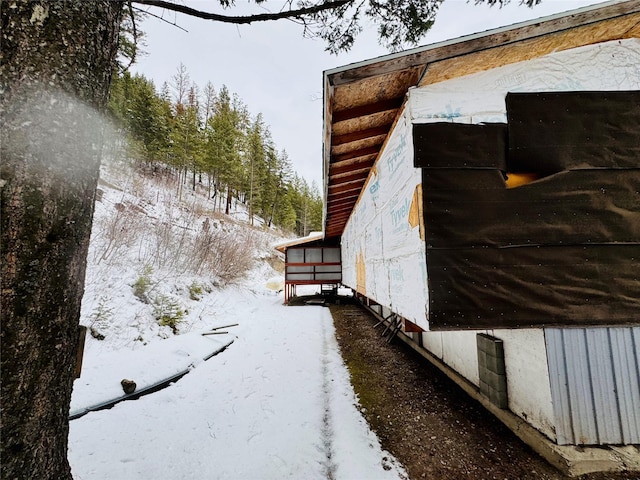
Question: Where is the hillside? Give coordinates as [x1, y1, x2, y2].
[79, 155, 286, 350]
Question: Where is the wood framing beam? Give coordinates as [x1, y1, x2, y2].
[329, 154, 377, 172]
[332, 124, 392, 146]
[328, 175, 366, 188]
[329, 169, 371, 185]
[331, 145, 381, 164]
[327, 194, 360, 208]
[325, 201, 358, 212]
[328, 186, 362, 198]
[326, 204, 354, 216]
[332, 109, 399, 137]
[331, 98, 403, 123]
[328, 182, 366, 196]
[327, 203, 357, 215]
[329, 159, 375, 177]
[326, 213, 352, 225]
[325, 227, 346, 238]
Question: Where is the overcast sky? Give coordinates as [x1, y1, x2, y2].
[133, 0, 607, 187]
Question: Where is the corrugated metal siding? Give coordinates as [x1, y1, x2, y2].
[545, 327, 640, 445]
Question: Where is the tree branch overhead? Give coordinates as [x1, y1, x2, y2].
[134, 0, 354, 23]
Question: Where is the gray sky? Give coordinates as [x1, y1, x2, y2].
[133, 0, 606, 187]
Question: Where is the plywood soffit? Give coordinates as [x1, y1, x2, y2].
[321, 0, 640, 240]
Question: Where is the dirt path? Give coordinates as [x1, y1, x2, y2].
[329, 303, 638, 480]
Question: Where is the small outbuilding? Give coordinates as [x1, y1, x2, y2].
[275, 234, 342, 303]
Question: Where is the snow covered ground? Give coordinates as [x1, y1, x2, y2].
[69, 286, 406, 479]
[68, 160, 406, 479]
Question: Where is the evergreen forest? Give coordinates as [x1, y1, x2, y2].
[108, 65, 323, 237]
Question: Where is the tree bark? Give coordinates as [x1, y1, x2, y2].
[225, 185, 232, 215]
[1, 2, 123, 479]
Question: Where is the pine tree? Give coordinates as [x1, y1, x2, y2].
[168, 65, 202, 197]
[277, 188, 298, 232]
[201, 81, 218, 197]
[205, 86, 245, 214]
[308, 180, 324, 232]
[245, 114, 268, 225]
[108, 72, 174, 167]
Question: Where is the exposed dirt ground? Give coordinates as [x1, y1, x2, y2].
[328, 301, 639, 480]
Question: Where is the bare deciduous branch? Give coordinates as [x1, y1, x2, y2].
[133, 0, 355, 24]
[131, 5, 188, 32]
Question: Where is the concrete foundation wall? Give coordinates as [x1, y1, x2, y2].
[419, 329, 556, 440]
[495, 329, 556, 439]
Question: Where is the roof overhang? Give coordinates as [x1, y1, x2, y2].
[274, 233, 324, 254]
[322, 0, 640, 240]
[274, 233, 342, 254]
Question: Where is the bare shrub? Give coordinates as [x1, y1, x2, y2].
[128, 170, 151, 200]
[150, 218, 176, 269]
[110, 169, 259, 286]
[207, 228, 257, 285]
[265, 253, 285, 273]
[191, 199, 214, 219]
[149, 197, 204, 272]
[94, 201, 144, 264]
[179, 223, 256, 285]
[185, 228, 218, 275]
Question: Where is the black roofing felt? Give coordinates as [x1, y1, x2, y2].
[413, 90, 640, 330]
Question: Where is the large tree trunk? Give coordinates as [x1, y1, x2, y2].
[1, 2, 123, 479]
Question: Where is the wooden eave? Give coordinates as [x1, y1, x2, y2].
[321, 0, 640, 240]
